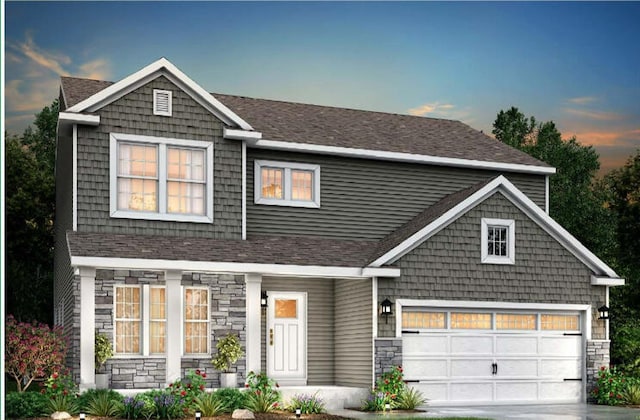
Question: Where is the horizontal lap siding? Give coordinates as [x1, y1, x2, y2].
[76, 76, 242, 239]
[378, 192, 605, 339]
[261, 277, 335, 385]
[247, 149, 546, 240]
[335, 279, 372, 387]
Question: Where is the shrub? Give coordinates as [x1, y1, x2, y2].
[286, 393, 326, 414]
[213, 388, 246, 412]
[362, 365, 407, 411]
[5, 315, 67, 392]
[95, 332, 114, 373]
[211, 333, 244, 372]
[396, 386, 428, 410]
[5, 391, 49, 418]
[80, 389, 122, 417]
[591, 366, 628, 405]
[622, 382, 640, 405]
[43, 371, 79, 414]
[168, 369, 208, 414]
[194, 392, 226, 417]
[243, 371, 281, 413]
[78, 389, 123, 413]
[146, 389, 187, 419]
[117, 395, 155, 420]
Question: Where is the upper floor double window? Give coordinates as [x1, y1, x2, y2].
[254, 160, 320, 208]
[110, 133, 213, 223]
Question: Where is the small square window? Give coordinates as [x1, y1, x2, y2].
[481, 218, 515, 264]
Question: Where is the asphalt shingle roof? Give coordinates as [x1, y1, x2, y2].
[67, 179, 491, 267]
[60, 76, 550, 168]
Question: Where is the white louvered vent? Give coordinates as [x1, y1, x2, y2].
[153, 89, 172, 116]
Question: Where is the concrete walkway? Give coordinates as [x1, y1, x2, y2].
[330, 404, 640, 419]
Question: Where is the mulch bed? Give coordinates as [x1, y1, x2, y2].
[18, 414, 351, 420]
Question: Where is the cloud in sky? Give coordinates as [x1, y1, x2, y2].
[5, 33, 112, 133]
[407, 102, 475, 125]
[563, 107, 625, 122]
[567, 96, 597, 105]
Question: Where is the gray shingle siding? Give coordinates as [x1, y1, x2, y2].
[247, 149, 546, 240]
[75, 76, 242, 239]
[378, 192, 605, 339]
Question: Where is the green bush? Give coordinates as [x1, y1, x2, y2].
[194, 392, 226, 417]
[591, 366, 630, 405]
[362, 366, 408, 411]
[622, 382, 640, 405]
[79, 389, 123, 417]
[243, 371, 281, 413]
[95, 332, 114, 373]
[397, 386, 428, 410]
[5, 391, 49, 418]
[211, 334, 244, 372]
[213, 387, 246, 412]
[117, 394, 155, 420]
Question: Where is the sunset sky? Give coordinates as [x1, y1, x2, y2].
[4, 1, 640, 174]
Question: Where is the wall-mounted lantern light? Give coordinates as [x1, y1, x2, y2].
[261, 291, 268, 308]
[598, 305, 609, 320]
[380, 298, 393, 324]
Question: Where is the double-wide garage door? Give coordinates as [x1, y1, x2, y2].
[402, 308, 583, 404]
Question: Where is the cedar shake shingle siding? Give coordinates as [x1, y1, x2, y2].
[377, 192, 606, 339]
[74, 76, 242, 239]
[247, 149, 546, 240]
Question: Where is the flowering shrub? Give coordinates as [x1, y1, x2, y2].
[119, 395, 154, 420]
[146, 389, 186, 419]
[591, 366, 630, 405]
[286, 393, 326, 414]
[5, 315, 67, 392]
[362, 366, 412, 411]
[42, 371, 79, 414]
[244, 371, 281, 413]
[168, 369, 207, 415]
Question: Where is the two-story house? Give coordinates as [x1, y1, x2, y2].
[55, 58, 623, 407]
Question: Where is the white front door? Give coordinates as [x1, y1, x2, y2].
[267, 291, 307, 385]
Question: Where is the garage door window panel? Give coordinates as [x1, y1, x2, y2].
[451, 312, 492, 329]
[402, 311, 446, 329]
[541, 314, 580, 331]
[496, 313, 537, 330]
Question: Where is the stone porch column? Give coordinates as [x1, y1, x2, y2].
[79, 267, 96, 390]
[166, 270, 182, 385]
[245, 274, 262, 374]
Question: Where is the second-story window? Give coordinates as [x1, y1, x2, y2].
[481, 218, 515, 264]
[110, 133, 213, 223]
[254, 160, 320, 208]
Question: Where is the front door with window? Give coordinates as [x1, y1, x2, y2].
[267, 292, 307, 385]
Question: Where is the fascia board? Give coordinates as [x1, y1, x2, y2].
[251, 139, 556, 175]
[223, 127, 262, 141]
[69, 255, 399, 279]
[58, 112, 100, 126]
[66, 58, 253, 130]
[591, 276, 625, 286]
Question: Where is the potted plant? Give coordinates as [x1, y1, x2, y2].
[211, 333, 244, 388]
[95, 332, 113, 389]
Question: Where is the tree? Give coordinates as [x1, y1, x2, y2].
[5, 315, 67, 392]
[601, 151, 640, 373]
[492, 108, 616, 260]
[5, 99, 58, 324]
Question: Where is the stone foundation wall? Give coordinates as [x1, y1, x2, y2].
[586, 340, 610, 399]
[91, 269, 246, 389]
[374, 338, 403, 378]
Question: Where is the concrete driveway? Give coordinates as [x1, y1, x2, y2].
[332, 404, 640, 419]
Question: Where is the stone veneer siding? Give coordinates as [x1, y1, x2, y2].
[586, 340, 611, 399]
[94, 269, 246, 389]
[374, 339, 403, 378]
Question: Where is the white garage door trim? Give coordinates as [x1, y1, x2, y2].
[396, 299, 590, 406]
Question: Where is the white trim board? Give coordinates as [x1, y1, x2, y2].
[66, 58, 253, 131]
[248, 139, 556, 175]
[69, 255, 401, 279]
[369, 175, 620, 279]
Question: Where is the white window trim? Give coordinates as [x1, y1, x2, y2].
[182, 286, 211, 356]
[113, 285, 143, 356]
[109, 132, 214, 223]
[153, 89, 172, 116]
[254, 160, 320, 208]
[481, 218, 515, 265]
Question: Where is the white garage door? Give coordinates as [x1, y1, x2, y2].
[402, 309, 583, 405]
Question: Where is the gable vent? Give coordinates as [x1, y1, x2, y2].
[153, 89, 172, 116]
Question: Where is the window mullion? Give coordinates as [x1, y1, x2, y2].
[284, 168, 292, 201]
[159, 144, 167, 214]
[142, 285, 150, 356]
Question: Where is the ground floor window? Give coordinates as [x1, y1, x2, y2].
[184, 287, 210, 355]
